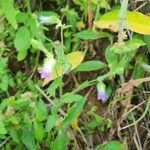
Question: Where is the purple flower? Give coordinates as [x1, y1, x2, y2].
[39, 16, 50, 24]
[38, 56, 55, 79]
[38, 68, 51, 79]
[97, 89, 108, 103]
[97, 82, 108, 103]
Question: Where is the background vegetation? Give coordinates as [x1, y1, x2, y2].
[0, 0, 150, 149]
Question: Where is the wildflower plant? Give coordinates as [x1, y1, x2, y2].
[0, 0, 150, 149]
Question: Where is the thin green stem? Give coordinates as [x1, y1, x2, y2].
[118, 0, 129, 84]
[25, 0, 32, 15]
[118, 0, 129, 44]
[92, 1, 101, 30]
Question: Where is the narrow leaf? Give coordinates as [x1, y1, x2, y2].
[75, 60, 106, 72]
[61, 98, 86, 128]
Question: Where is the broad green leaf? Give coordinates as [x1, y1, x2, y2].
[105, 46, 118, 70]
[17, 49, 28, 61]
[36, 99, 48, 122]
[33, 121, 44, 142]
[61, 93, 83, 103]
[0, 75, 9, 91]
[28, 18, 44, 41]
[43, 51, 85, 86]
[45, 115, 57, 132]
[14, 98, 30, 110]
[14, 26, 30, 61]
[30, 39, 45, 50]
[61, 97, 86, 128]
[14, 26, 30, 51]
[111, 38, 145, 54]
[96, 141, 127, 150]
[75, 60, 106, 72]
[16, 12, 29, 23]
[22, 126, 36, 150]
[74, 30, 111, 40]
[0, 120, 7, 134]
[10, 130, 20, 144]
[1, 0, 18, 29]
[95, 9, 150, 35]
[50, 130, 69, 150]
[125, 38, 145, 51]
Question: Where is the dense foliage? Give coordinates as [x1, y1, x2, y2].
[0, 0, 150, 149]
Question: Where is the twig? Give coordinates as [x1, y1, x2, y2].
[120, 96, 150, 130]
[35, 85, 66, 116]
[132, 113, 143, 150]
[88, 0, 93, 28]
[122, 101, 145, 117]
[0, 136, 10, 148]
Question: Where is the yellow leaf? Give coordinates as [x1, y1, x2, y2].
[71, 119, 78, 132]
[127, 11, 150, 35]
[95, 9, 150, 35]
[42, 51, 84, 86]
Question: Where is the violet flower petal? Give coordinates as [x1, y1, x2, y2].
[38, 68, 51, 79]
[97, 89, 108, 103]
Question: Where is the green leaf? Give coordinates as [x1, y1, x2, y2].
[0, 75, 9, 91]
[14, 26, 30, 61]
[0, 120, 7, 134]
[105, 46, 119, 70]
[28, 18, 45, 41]
[124, 38, 145, 51]
[47, 78, 62, 97]
[61, 93, 84, 103]
[10, 130, 20, 144]
[61, 97, 86, 128]
[17, 49, 28, 61]
[96, 141, 127, 150]
[50, 130, 69, 150]
[30, 38, 45, 50]
[75, 60, 106, 72]
[143, 35, 150, 51]
[16, 12, 29, 23]
[45, 115, 57, 132]
[1, 0, 18, 29]
[36, 99, 48, 122]
[14, 26, 30, 51]
[74, 29, 111, 40]
[22, 126, 36, 150]
[33, 121, 44, 142]
[111, 38, 145, 54]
